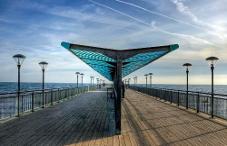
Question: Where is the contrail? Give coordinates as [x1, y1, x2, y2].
[117, 0, 225, 40]
[115, 0, 203, 30]
[89, 0, 150, 27]
[88, 0, 216, 46]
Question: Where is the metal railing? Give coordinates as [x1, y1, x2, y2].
[0, 86, 96, 120]
[129, 86, 227, 120]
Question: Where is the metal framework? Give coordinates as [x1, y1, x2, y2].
[61, 41, 179, 134]
[62, 42, 178, 81]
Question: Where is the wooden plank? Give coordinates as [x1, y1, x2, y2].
[1, 88, 227, 146]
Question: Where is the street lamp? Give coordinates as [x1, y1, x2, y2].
[133, 76, 136, 85]
[183, 63, 192, 109]
[144, 74, 148, 88]
[90, 76, 94, 85]
[13, 54, 26, 117]
[75, 72, 80, 88]
[206, 56, 219, 118]
[39, 61, 48, 108]
[97, 78, 99, 88]
[148, 73, 153, 88]
[100, 79, 102, 86]
[80, 73, 84, 86]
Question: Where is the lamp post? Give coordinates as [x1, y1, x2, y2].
[206, 56, 219, 118]
[148, 73, 153, 88]
[144, 74, 148, 88]
[80, 73, 84, 86]
[90, 76, 94, 85]
[183, 63, 192, 109]
[13, 54, 26, 117]
[39, 61, 48, 108]
[75, 72, 80, 88]
[128, 78, 131, 87]
[97, 78, 99, 88]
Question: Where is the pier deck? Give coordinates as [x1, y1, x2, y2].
[1, 89, 227, 145]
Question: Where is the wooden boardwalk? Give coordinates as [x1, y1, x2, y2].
[1, 89, 227, 145]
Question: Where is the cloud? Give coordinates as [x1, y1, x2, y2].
[115, 0, 203, 30]
[89, 0, 216, 47]
[171, 0, 199, 22]
[114, 0, 226, 47]
[0, 0, 227, 84]
[170, 0, 227, 40]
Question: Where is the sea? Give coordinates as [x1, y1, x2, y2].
[137, 84, 227, 95]
[0, 82, 89, 94]
[1, 82, 227, 95]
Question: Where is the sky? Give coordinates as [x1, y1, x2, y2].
[0, 0, 227, 84]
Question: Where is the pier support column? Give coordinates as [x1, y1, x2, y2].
[114, 58, 122, 134]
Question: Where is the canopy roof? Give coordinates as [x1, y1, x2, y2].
[61, 42, 178, 81]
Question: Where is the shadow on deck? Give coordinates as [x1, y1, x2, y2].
[0, 89, 115, 146]
[1, 89, 227, 145]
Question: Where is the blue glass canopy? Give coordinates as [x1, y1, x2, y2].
[61, 42, 178, 81]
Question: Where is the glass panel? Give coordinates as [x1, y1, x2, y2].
[68, 48, 170, 80]
[122, 51, 166, 77]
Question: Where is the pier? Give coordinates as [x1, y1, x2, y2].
[1, 88, 227, 145]
[1, 0, 226, 145]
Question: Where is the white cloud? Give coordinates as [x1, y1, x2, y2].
[170, 0, 227, 40]
[1, 0, 227, 84]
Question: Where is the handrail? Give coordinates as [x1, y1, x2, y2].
[0, 87, 85, 96]
[130, 85, 227, 99]
[0, 85, 96, 120]
[129, 85, 227, 120]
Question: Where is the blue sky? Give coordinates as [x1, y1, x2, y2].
[0, 0, 227, 84]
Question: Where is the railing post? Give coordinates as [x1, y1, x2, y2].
[22, 95, 24, 113]
[66, 88, 68, 98]
[51, 89, 53, 106]
[177, 90, 180, 107]
[58, 89, 60, 103]
[31, 92, 34, 112]
[64, 89, 67, 99]
[197, 92, 200, 113]
[207, 96, 209, 114]
[186, 91, 189, 109]
[170, 91, 172, 104]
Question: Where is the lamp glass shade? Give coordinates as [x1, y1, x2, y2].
[13, 54, 26, 66]
[39, 61, 48, 70]
[183, 63, 192, 68]
[206, 56, 219, 66]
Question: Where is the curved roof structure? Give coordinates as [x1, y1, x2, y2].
[61, 42, 179, 81]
